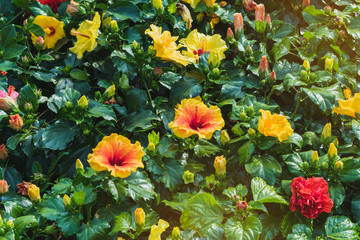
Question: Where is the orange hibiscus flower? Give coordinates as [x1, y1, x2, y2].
[168, 96, 225, 139]
[333, 93, 360, 118]
[258, 109, 293, 142]
[87, 133, 145, 178]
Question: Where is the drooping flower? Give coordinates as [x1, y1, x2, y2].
[17, 181, 32, 196]
[28, 184, 41, 201]
[333, 93, 360, 118]
[134, 208, 145, 226]
[168, 96, 225, 139]
[343, 88, 352, 99]
[31, 15, 65, 49]
[145, 25, 189, 66]
[0, 86, 18, 111]
[0, 144, 8, 161]
[9, 114, 23, 131]
[66, 0, 79, 15]
[233, 13, 243, 33]
[243, 0, 257, 12]
[37, 0, 66, 13]
[0, 180, 9, 194]
[176, 3, 193, 29]
[148, 219, 169, 240]
[255, 4, 265, 21]
[179, 29, 227, 67]
[290, 177, 333, 219]
[70, 12, 101, 59]
[87, 133, 145, 178]
[258, 109, 293, 142]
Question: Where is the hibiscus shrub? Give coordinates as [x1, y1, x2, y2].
[1, 0, 360, 239]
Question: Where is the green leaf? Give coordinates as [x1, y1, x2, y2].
[12, 0, 30, 9]
[245, 155, 282, 185]
[351, 120, 360, 141]
[287, 224, 311, 240]
[338, 157, 360, 183]
[17, 84, 39, 112]
[109, 212, 132, 235]
[271, 37, 290, 61]
[247, 201, 268, 214]
[170, 78, 202, 105]
[271, 20, 295, 42]
[52, 178, 73, 194]
[70, 69, 88, 81]
[219, 79, 245, 101]
[77, 218, 110, 240]
[3, 167, 22, 192]
[3, 44, 27, 59]
[194, 139, 221, 157]
[302, 6, 328, 24]
[325, 216, 358, 240]
[238, 141, 255, 164]
[159, 72, 182, 89]
[222, 183, 248, 200]
[328, 182, 345, 209]
[259, 214, 282, 240]
[206, 223, 225, 240]
[180, 192, 223, 235]
[281, 212, 311, 237]
[123, 110, 160, 132]
[57, 213, 83, 237]
[107, 2, 140, 22]
[283, 73, 306, 92]
[6, 133, 23, 151]
[103, 180, 119, 201]
[123, 171, 155, 201]
[251, 177, 288, 205]
[224, 216, 262, 240]
[13, 215, 38, 235]
[284, 151, 315, 177]
[162, 159, 184, 190]
[163, 192, 193, 212]
[41, 120, 80, 150]
[26, 22, 45, 37]
[347, 17, 360, 39]
[73, 190, 86, 206]
[87, 100, 116, 121]
[351, 193, 360, 225]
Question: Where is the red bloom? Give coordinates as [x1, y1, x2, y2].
[37, 0, 66, 13]
[290, 177, 333, 219]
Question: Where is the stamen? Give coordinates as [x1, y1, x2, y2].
[70, 28, 90, 39]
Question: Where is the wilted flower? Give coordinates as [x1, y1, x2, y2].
[233, 13, 243, 33]
[179, 29, 227, 67]
[214, 155, 226, 176]
[63, 194, 71, 206]
[87, 133, 145, 178]
[243, 0, 257, 12]
[226, 27, 234, 39]
[325, 58, 333, 72]
[333, 92, 360, 118]
[258, 109, 294, 142]
[9, 114, 23, 131]
[343, 88, 352, 99]
[168, 96, 225, 139]
[66, 0, 79, 15]
[17, 181, 32, 196]
[237, 200, 247, 211]
[290, 177, 333, 219]
[176, 3, 193, 29]
[28, 184, 41, 201]
[37, 0, 65, 13]
[255, 4, 265, 21]
[0, 180, 9, 194]
[302, 0, 310, 8]
[70, 12, 101, 59]
[259, 55, 268, 73]
[154, 66, 162, 76]
[145, 25, 189, 66]
[328, 142, 337, 159]
[0, 86, 18, 111]
[149, 219, 169, 240]
[134, 208, 145, 226]
[0, 144, 8, 161]
[31, 15, 65, 49]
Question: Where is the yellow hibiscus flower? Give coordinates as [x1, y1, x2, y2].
[145, 25, 189, 66]
[333, 92, 360, 118]
[258, 109, 294, 142]
[31, 15, 65, 49]
[181, 0, 201, 8]
[69, 12, 101, 59]
[148, 219, 169, 240]
[179, 29, 227, 67]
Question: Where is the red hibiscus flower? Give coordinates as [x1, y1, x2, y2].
[290, 177, 333, 219]
[37, 0, 66, 13]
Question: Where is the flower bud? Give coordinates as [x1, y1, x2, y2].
[321, 123, 331, 140]
[182, 170, 194, 184]
[325, 58, 333, 72]
[245, 45, 253, 56]
[269, 70, 276, 82]
[176, 3, 192, 28]
[255, 4, 265, 21]
[248, 128, 256, 138]
[324, 5, 331, 14]
[66, 0, 79, 15]
[21, 56, 29, 64]
[236, 200, 248, 211]
[214, 155, 226, 176]
[220, 130, 230, 145]
[154, 66, 162, 76]
[0, 70, 6, 76]
[102, 17, 112, 29]
[63, 194, 71, 206]
[24, 102, 33, 113]
[0, 180, 9, 194]
[0, 144, 8, 161]
[233, 13, 243, 34]
[338, 30, 346, 39]
[76, 159, 84, 171]
[6, 220, 14, 228]
[28, 184, 41, 201]
[36, 36, 45, 48]
[172, 227, 181, 239]
[147, 142, 156, 151]
[9, 114, 23, 131]
[243, 0, 256, 12]
[334, 160, 343, 170]
[321, 161, 328, 171]
[134, 208, 145, 226]
[153, 0, 163, 11]
[328, 142, 337, 159]
[77, 95, 89, 109]
[302, 161, 309, 170]
[104, 84, 116, 100]
[311, 150, 319, 163]
[227, 27, 234, 39]
[219, 1, 227, 7]
[196, 12, 204, 22]
[302, 0, 310, 8]
[300, 70, 308, 81]
[343, 88, 352, 99]
[259, 55, 268, 73]
[265, 14, 271, 25]
[300, 38, 307, 46]
[303, 60, 310, 71]
[204, 0, 215, 7]
[110, 20, 119, 32]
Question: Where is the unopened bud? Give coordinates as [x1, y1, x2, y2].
[236, 200, 248, 211]
[9, 114, 23, 131]
[321, 123, 332, 140]
[303, 60, 310, 71]
[104, 84, 116, 99]
[227, 27, 234, 39]
[6, 220, 14, 228]
[311, 151, 319, 163]
[325, 58, 334, 72]
[328, 142, 337, 159]
[154, 66, 162, 76]
[248, 128, 256, 138]
[255, 4, 265, 21]
[259, 55, 268, 74]
[219, 1, 227, 7]
[233, 13, 243, 34]
[214, 155, 226, 176]
[76, 159, 84, 171]
[24, 102, 33, 112]
[134, 208, 145, 226]
[63, 194, 71, 206]
[324, 5, 331, 14]
[220, 130, 230, 145]
[153, 0, 163, 11]
[300, 70, 308, 81]
[77, 95, 89, 109]
[172, 227, 181, 239]
[321, 161, 328, 171]
[102, 17, 112, 29]
[269, 70, 276, 81]
[338, 30, 346, 39]
[183, 170, 194, 184]
[28, 184, 41, 201]
[0, 180, 9, 194]
[21, 56, 29, 64]
[0, 144, 8, 161]
[265, 14, 271, 25]
[196, 12, 204, 22]
[245, 45, 253, 56]
[343, 88, 352, 99]
[334, 160, 343, 170]
[110, 20, 119, 32]
[147, 142, 156, 151]
[66, 0, 79, 15]
[36, 36, 44, 48]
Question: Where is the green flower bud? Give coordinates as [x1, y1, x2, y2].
[320, 161, 328, 171]
[239, 112, 248, 122]
[334, 160, 343, 171]
[210, 68, 221, 79]
[147, 142, 156, 151]
[246, 105, 254, 117]
[6, 220, 14, 228]
[172, 227, 181, 239]
[325, 58, 334, 72]
[110, 20, 119, 32]
[220, 130, 230, 145]
[77, 95, 89, 109]
[300, 70, 308, 81]
[182, 170, 194, 184]
[65, 101, 74, 109]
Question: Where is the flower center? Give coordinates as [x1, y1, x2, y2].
[192, 39, 210, 57]
[70, 29, 90, 39]
[44, 27, 56, 36]
[108, 155, 125, 166]
[189, 106, 205, 130]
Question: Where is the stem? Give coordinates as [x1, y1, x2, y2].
[291, 92, 302, 120]
[4, 11, 24, 27]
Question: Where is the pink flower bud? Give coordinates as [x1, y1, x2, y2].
[0, 180, 9, 194]
[233, 13, 243, 33]
[0, 144, 8, 161]
[154, 66, 162, 76]
[269, 70, 276, 81]
[265, 14, 271, 25]
[36, 36, 45, 48]
[324, 6, 331, 14]
[302, 0, 310, 8]
[66, 0, 79, 15]
[227, 28, 234, 39]
[237, 201, 248, 211]
[255, 4, 265, 21]
[259, 56, 268, 73]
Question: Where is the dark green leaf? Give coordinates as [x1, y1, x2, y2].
[52, 178, 73, 194]
[245, 155, 282, 185]
[13, 215, 38, 235]
[77, 218, 110, 240]
[107, 2, 140, 22]
[41, 121, 80, 150]
[124, 171, 155, 201]
[223, 183, 248, 200]
[88, 100, 116, 121]
[207, 223, 225, 240]
[109, 212, 132, 235]
[325, 216, 358, 240]
[251, 177, 288, 204]
[224, 216, 262, 240]
[287, 224, 311, 240]
[328, 182, 345, 209]
[123, 109, 160, 132]
[194, 139, 221, 157]
[338, 157, 360, 182]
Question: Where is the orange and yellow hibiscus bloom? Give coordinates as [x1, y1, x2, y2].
[145, 25, 189, 66]
[168, 96, 225, 139]
[87, 133, 145, 178]
[179, 29, 227, 67]
[333, 93, 360, 118]
[258, 109, 293, 142]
